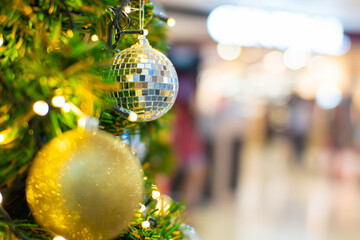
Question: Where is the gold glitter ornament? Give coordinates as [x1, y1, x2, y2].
[26, 129, 144, 240]
[109, 35, 178, 121]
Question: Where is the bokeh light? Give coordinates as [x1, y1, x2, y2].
[316, 84, 342, 109]
[52, 96, 66, 108]
[264, 51, 286, 74]
[53, 236, 66, 240]
[307, 56, 332, 79]
[33, 101, 49, 116]
[62, 103, 71, 113]
[124, 5, 131, 13]
[283, 48, 310, 70]
[294, 73, 318, 100]
[167, 17, 176, 27]
[91, 34, 99, 42]
[216, 43, 242, 61]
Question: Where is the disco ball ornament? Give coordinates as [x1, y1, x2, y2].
[26, 129, 144, 240]
[109, 35, 178, 121]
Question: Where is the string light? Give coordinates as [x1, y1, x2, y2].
[53, 236, 66, 240]
[141, 220, 150, 228]
[152, 190, 160, 200]
[124, 5, 131, 13]
[77, 117, 86, 127]
[0, 192, 3, 204]
[0, 134, 4, 143]
[139, 204, 146, 213]
[52, 96, 66, 108]
[0, 34, 3, 47]
[62, 103, 71, 112]
[91, 34, 99, 42]
[33, 101, 49, 116]
[167, 17, 176, 27]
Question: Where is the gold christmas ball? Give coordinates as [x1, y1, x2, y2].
[109, 35, 179, 121]
[26, 129, 144, 240]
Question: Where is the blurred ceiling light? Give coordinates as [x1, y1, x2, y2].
[207, 5, 344, 55]
[216, 43, 241, 61]
[316, 84, 342, 109]
[264, 51, 286, 74]
[283, 48, 310, 70]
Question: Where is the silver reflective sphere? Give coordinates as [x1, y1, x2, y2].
[109, 36, 178, 121]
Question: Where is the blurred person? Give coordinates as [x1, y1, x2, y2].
[288, 95, 314, 163]
[170, 45, 208, 208]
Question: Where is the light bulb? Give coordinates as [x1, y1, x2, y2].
[152, 190, 160, 200]
[124, 5, 131, 13]
[167, 17, 176, 27]
[91, 34, 99, 42]
[0, 34, 3, 47]
[62, 103, 71, 112]
[77, 118, 86, 127]
[53, 236, 66, 240]
[139, 204, 146, 213]
[0, 134, 4, 143]
[52, 96, 66, 108]
[33, 101, 49, 116]
[141, 221, 150, 228]
[0, 192, 3, 204]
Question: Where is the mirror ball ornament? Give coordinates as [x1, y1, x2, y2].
[26, 129, 144, 240]
[109, 35, 179, 121]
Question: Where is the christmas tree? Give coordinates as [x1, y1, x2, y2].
[0, 0, 193, 239]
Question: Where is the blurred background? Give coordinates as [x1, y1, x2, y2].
[155, 0, 360, 239]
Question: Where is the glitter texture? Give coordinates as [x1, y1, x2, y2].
[26, 129, 144, 240]
[109, 36, 178, 121]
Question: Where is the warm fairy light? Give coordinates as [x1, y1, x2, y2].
[33, 101, 49, 116]
[91, 34, 99, 42]
[77, 118, 86, 127]
[139, 204, 146, 213]
[0, 34, 3, 47]
[52, 96, 66, 108]
[141, 220, 150, 228]
[62, 103, 71, 112]
[167, 17, 176, 27]
[124, 5, 131, 13]
[0, 134, 4, 143]
[0, 192, 3, 204]
[128, 112, 138, 122]
[53, 236, 66, 240]
[152, 190, 161, 200]
[143, 176, 148, 180]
